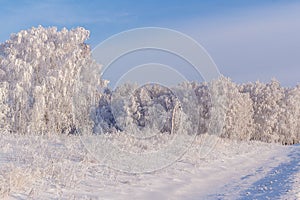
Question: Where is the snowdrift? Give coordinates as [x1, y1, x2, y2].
[0, 26, 299, 145]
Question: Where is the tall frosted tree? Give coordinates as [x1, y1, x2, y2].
[209, 77, 254, 140]
[0, 82, 9, 133]
[241, 79, 285, 143]
[276, 85, 300, 144]
[0, 26, 106, 134]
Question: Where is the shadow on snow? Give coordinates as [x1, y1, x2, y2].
[239, 146, 300, 200]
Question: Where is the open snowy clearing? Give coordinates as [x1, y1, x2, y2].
[0, 133, 299, 199]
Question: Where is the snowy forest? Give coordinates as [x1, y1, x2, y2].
[0, 26, 299, 145]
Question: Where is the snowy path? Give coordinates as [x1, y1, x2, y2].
[210, 145, 300, 200]
[0, 134, 299, 199]
[123, 141, 299, 200]
[239, 145, 300, 200]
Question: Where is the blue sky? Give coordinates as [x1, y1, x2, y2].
[1, 0, 300, 86]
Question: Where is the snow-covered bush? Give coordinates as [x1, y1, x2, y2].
[0, 26, 106, 134]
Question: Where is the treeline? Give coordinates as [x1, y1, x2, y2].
[96, 78, 300, 145]
[194, 78, 300, 145]
[0, 26, 299, 145]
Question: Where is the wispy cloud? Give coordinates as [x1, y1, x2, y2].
[178, 2, 300, 86]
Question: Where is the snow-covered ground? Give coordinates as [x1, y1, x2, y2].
[1, 26, 299, 200]
[0, 133, 299, 199]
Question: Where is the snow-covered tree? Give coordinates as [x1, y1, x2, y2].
[240, 79, 285, 143]
[100, 83, 180, 134]
[0, 26, 106, 134]
[276, 85, 300, 144]
[169, 82, 202, 136]
[92, 88, 119, 133]
[193, 82, 211, 134]
[209, 77, 254, 140]
[0, 82, 9, 133]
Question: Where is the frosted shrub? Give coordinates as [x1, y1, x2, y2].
[0, 26, 106, 134]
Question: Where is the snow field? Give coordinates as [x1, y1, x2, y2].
[1, 132, 299, 199]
